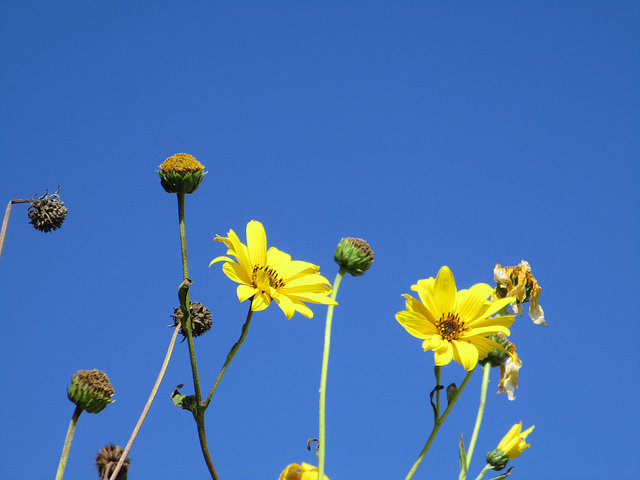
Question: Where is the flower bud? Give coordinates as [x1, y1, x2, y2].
[334, 237, 374, 276]
[27, 187, 68, 232]
[479, 333, 511, 368]
[67, 369, 115, 414]
[170, 301, 213, 341]
[487, 422, 534, 470]
[157, 153, 206, 194]
[95, 443, 130, 480]
[486, 448, 510, 471]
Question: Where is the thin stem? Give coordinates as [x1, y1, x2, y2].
[55, 405, 83, 480]
[462, 362, 491, 478]
[473, 464, 493, 480]
[204, 304, 254, 408]
[0, 199, 31, 262]
[108, 325, 181, 480]
[404, 368, 476, 480]
[317, 267, 346, 480]
[176, 192, 219, 480]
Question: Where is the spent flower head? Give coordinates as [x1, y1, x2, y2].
[494, 260, 546, 326]
[67, 369, 115, 414]
[95, 443, 130, 480]
[396, 266, 516, 371]
[157, 153, 206, 194]
[28, 187, 68, 232]
[334, 237, 374, 276]
[278, 463, 330, 480]
[170, 301, 213, 341]
[210, 220, 337, 319]
[486, 422, 534, 470]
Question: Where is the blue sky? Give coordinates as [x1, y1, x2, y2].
[1, 1, 638, 479]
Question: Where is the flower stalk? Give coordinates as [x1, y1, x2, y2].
[404, 368, 475, 480]
[176, 192, 219, 480]
[317, 267, 346, 479]
[460, 362, 492, 480]
[55, 405, 83, 480]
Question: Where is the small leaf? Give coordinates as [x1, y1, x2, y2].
[447, 382, 458, 405]
[458, 432, 468, 475]
[171, 384, 197, 413]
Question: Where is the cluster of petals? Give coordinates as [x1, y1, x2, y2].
[496, 422, 535, 459]
[396, 266, 516, 371]
[278, 463, 329, 480]
[210, 220, 336, 319]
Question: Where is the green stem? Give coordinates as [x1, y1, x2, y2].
[472, 464, 493, 480]
[461, 362, 491, 479]
[404, 368, 476, 480]
[204, 304, 254, 408]
[55, 405, 83, 480]
[176, 192, 219, 480]
[317, 267, 346, 480]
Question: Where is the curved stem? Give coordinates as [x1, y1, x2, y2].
[204, 304, 254, 408]
[108, 325, 181, 480]
[317, 267, 346, 480]
[462, 362, 491, 478]
[0, 199, 30, 262]
[404, 368, 475, 480]
[55, 405, 83, 480]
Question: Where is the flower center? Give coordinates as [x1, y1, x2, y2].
[252, 264, 285, 290]
[436, 312, 465, 341]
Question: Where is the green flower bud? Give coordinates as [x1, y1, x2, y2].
[67, 369, 115, 414]
[479, 332, 511, 367]
[486, 448, 509, 471]
[334, 237, 374, 276]
[157, 153, 206, 194]
[27, 187, 68, 232]
[95, 443, 130, 480]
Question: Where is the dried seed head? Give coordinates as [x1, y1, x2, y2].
[171, 301, 213, 341]
[27, 187, 68, 232]
[95, 443, 130, 480]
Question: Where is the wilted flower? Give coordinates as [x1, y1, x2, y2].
[396, 266, 515, 371]
[334, 237, 374, 276]
[278, 463, 330, 480]
[494, 260, 546, 326]
[498, 345, 522, 401]
[67, 369, 115, 414]
[171, 301, 213, 341]
[27, 187, 68, 232]
[95, 443, 130, 480]
[157, 153, 206, 194]
[486, 422, 534, 470]
[210, 220, 337, 319]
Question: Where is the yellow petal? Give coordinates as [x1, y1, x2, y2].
[433, 266, 457, 314]
[246, 220, 267, 266]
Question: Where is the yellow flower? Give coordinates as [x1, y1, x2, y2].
[210, 220, 337, 319]
[496, 422, 534, 460]
[278, 463, 329, 480]
[396, 266, 516, 371]
[494, 260, 546, 326]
